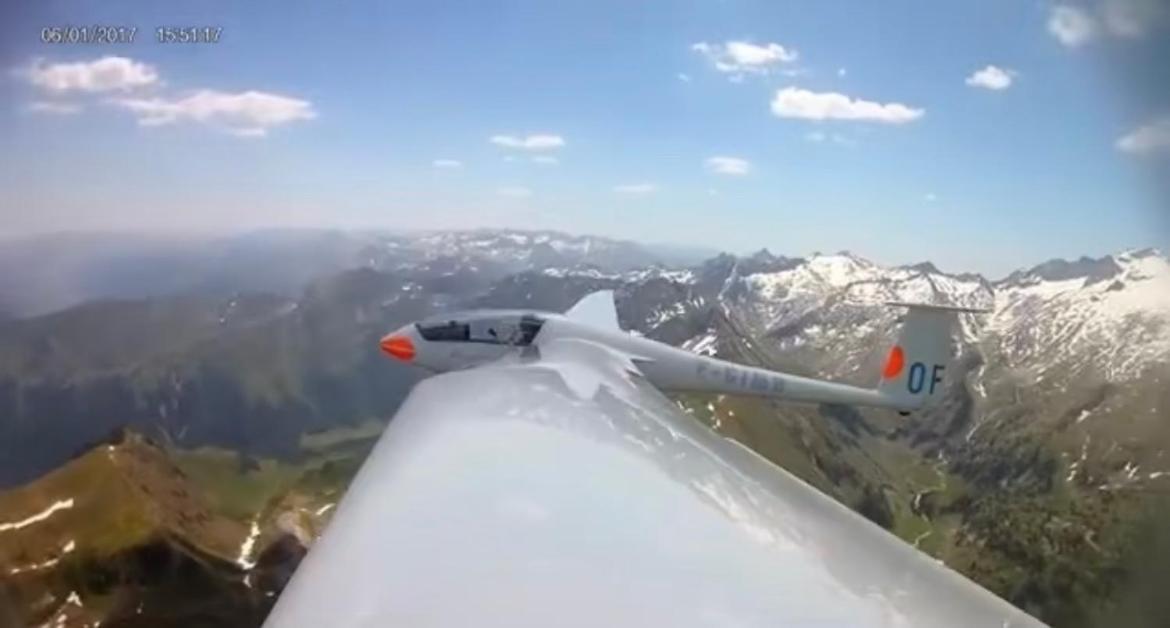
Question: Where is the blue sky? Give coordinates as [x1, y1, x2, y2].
[2, 0, 1168, 276]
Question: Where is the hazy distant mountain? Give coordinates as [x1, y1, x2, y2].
[0, 229, 672, 318]
[639, 241, 722, 267]
[0, 230, 373, 318]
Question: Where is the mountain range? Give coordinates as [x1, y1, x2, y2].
[0, 228, 1167, 627]
[0, 229, 714, 318]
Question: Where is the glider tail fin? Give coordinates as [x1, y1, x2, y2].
[876, 302, 986, 411]
[565, 290, 622, 332]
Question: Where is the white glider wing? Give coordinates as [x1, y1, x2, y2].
[264, 339, 1046, 627]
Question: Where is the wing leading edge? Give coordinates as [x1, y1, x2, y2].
[264, 341, 1045, 628]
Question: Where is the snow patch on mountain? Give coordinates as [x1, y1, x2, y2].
[683, 331, 718, 357]
[990, 249, 1170, 381]
[393, 229, 664, 273]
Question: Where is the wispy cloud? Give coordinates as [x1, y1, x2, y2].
[691, 40, 798, 80]
[677, 72, 692, 83]
[24, 56, 159, 93]
[1047, 1, 1164, 46]
[18, 56, 313, 138]
[705, 156, 751, 176]
[432, 159, 462, 168]
[1117, 116, 1170, 154]
[25, 101, 82, 115]
[965, 65, 1016, 90]
[531, 155, 559, 165]
[497, 186, 533, 198]
[613, 182, 657, 195]
[112, 90, 316, 137]
[770, 87, 923, 124]
[804, 130, 854, 146]
[924, 192, 938, 202]
[1102, 0, 1166, 38]
[489, 134, 565, 150]
[1048, 5, 1098, 46]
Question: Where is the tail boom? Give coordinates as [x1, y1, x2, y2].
[644, 302, 979, 413]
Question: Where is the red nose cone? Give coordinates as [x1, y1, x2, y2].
[380, 335, 415, 362]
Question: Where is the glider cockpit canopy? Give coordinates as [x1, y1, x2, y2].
[415, 311, 545, 346]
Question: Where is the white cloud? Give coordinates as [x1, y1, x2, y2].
[26, 56, 159, 93]
[677, 72, 692, 82]
[1116, 116, 1170, 154]
[726, 40, 797, 64]
[837, 67, 847, 77]
[770, 87, 923, 123]
[112, 89, 316, 137]
[691, 40, 798, 79]
[613, 183, 657, 195]
[531, 155, 559, 165]
[432, 159, 462, 168]
[25, 101, 82, 115]
[965, 65, 1016, 90]
[497, 186, 533, 198]
[705, 156, 751, 176]
[489, 134, 565, 151]
[1048, 5, 1098, 46]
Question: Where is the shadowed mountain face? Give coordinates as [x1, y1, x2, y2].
[0, 230, 1168, 626]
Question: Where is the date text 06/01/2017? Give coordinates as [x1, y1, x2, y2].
[41, 26, 137, 44]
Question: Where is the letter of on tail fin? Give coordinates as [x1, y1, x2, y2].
[877, 302, 987, 412]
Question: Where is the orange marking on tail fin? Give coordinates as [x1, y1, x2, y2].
[882, 345, 905, 379]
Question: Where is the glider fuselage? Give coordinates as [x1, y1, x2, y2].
[381, 309, 905, 410]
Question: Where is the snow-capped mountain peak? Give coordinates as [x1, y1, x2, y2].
[990, 250, 1170, 381]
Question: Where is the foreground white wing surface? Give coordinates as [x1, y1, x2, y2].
[264, 340, 1045, 627]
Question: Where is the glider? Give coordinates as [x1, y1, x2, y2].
[264, 291, 1043, 627]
